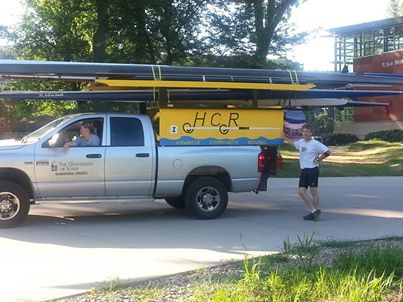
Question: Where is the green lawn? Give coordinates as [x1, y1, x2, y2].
[276, 141, 403, 177]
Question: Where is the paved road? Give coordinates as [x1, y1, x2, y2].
[0, 177, 402, 301]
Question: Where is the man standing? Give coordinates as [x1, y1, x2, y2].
[284, 124, 331, 221]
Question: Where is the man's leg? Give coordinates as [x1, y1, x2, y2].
[310, 186, 321, 220]
[310, 187, 320, 210]
[299, 187, 317, 220]
[299, 187, 315, 210]
[309, 167, 320, 215]
[299, 169, 317, 220]
[299, 170, 315, 210]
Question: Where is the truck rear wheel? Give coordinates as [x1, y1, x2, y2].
[165, 196, 186, 209]
[0, 181, 30, 228]
[184, 177, 228, 219]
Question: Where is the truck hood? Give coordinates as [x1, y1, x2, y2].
[0, 139, 25, 150]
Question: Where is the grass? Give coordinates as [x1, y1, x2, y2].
[191, 267, 395, 302]
[283, 233, 319, 270]
[277, 140, 403, 177]
[77, 236, 403, 302]
[189, 237, 403, 302]
[319, 238, 362, 248]
[335, 244, 403, 280]
[187, 236, 403, 302]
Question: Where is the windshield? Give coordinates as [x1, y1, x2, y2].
[21, 116, 72, 143]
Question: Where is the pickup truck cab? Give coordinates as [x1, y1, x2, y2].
[0, 113, 265, 227]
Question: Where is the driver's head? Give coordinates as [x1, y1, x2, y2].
[80, 122, 96, 137]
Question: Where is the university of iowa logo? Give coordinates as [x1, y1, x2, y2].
[51, 161, 58, 171]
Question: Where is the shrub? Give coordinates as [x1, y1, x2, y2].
[325, 133, 358, 146]
[365, 130, 403, 142]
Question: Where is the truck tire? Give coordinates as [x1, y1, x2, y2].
[184, 177, 228, 219]
[165, 196, 186, 209]
[0, 181, 30, 228]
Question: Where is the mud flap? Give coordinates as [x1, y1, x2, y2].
[256, 145, 280, 193]
[257, 170, 270, 191]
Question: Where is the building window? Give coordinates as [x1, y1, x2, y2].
[363, 31, 374, 56]
[354, 33, 363, 57]
[384, 27, 395, 51]
[335, 108, 353, 122]
[374, 29, 384, 55]
[395, 26, 403, 49]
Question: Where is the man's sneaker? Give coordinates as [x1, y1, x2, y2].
[313, 209, 321, 221]
[303, 212, 314, 220]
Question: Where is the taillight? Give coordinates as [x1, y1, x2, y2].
[258, 152, 266, 172]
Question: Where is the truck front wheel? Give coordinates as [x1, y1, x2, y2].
[185, 177, 228, 219]
[0, 182, 30, 228]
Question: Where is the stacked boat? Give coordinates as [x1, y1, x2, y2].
[0, 59, 402, 108]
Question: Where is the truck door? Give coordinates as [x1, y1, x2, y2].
[105, 116, 154, 197]
[34, 118, 106, 198]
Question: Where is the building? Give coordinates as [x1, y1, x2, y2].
[330, 17, 403, 138]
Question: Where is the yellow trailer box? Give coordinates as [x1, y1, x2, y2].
[158, 108, 283, 146]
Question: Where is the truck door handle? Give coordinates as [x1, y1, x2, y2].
[86, 154, 102, 158]
[136, 153, 150, 158]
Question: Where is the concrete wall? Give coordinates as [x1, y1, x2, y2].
[335, 121, 403, 139]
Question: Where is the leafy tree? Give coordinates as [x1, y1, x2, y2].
[0, 99, 17, 138]
[304, 108, 335, 139]
[3, 0, 144, 117]
[1, 0, 305, 121]
[6, 0, 212, 65]
[104, 0, 211, 65]
[92, 0, 109, 62]
[388, 0, 401, 17]
[206, 0, 305, 68]
[0, 46, 15, 60]
[1, 80, 80, 120]
[105, 0, 153, 63]
[3, 0, 94, 116]
[149, 0, 211, 65]
[11, 0, 95, 62]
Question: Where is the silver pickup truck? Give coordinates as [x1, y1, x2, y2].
[0, 113, 268, 227]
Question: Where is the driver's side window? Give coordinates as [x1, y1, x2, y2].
[44, 118, 103, 148]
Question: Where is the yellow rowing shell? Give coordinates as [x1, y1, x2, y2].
[92, 79, 315, 91]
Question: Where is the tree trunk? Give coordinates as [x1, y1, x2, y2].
[162, 0, 174, 65]
[93, 0, 108, 62]
[253, 0, 297, 67]
[253, 0, 270, 67]
[133, 0, 156, 63]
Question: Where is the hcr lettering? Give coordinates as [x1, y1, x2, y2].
[192, 112, 239, 127]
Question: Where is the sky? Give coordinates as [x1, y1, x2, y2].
[288, 0, 392, 71]
[0, 0, 394, 71]
[0, 0, 24, 27]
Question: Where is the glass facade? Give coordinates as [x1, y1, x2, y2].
[335, 108, 353, 122]
[333, 19, 403, 123]
[334, 23, 403, 72]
